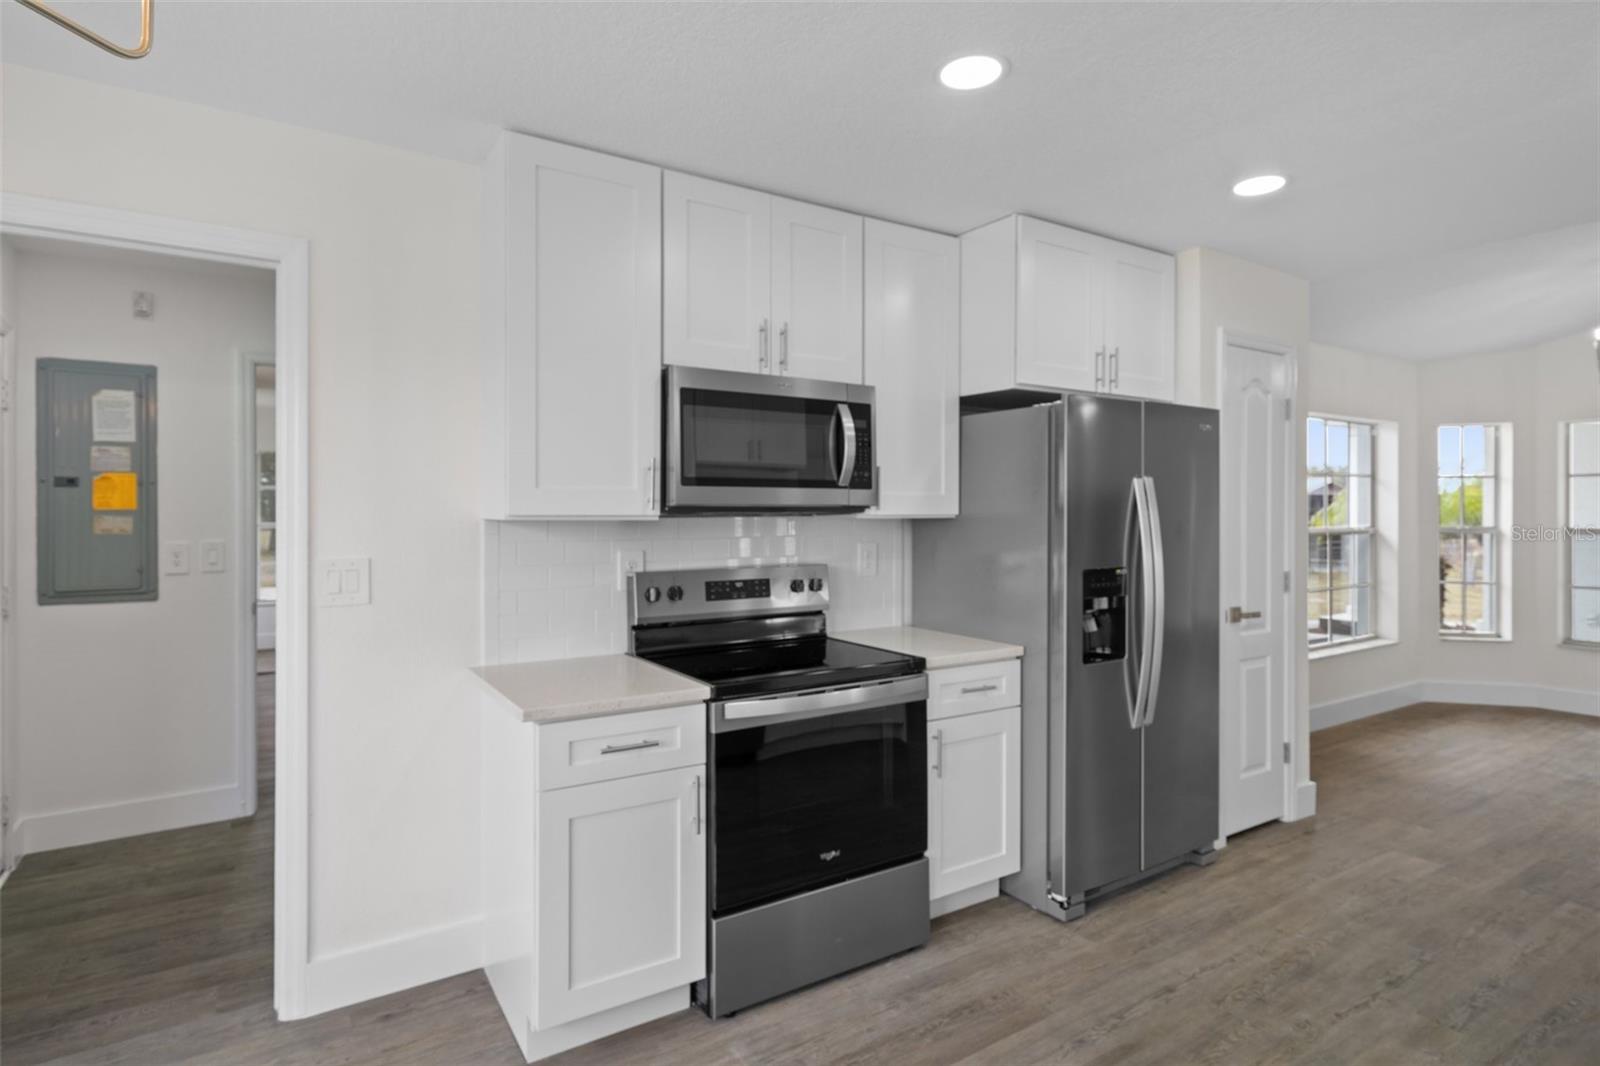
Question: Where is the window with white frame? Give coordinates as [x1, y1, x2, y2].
[1567, 420, 1599, 645]
[1307, 417, 1374, 648]
[1437, 424, 1501, 635]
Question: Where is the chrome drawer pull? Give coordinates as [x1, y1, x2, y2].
[960, 683, 999, 695]
[600, 739, 662, 755]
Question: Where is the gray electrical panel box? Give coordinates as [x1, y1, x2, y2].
[37, 359, 159, 604]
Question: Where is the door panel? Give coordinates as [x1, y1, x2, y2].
[771, 197, 863, 383]
[1218, 342, 1290, 835]
[1017, 218, 1101, 392]
[1103, 248, 1174, 401]
[1063, 394, 1144, 895]
[1140, 402, 1220, 867]
[537, 767, 705, 1027]
[929, 706, 1021, 899]
[664, 173, 771, 374]
[863, 220, 959, 517]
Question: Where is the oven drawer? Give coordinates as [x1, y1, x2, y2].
[538, 703, 706, 790]
[927, 660, 1021, 722]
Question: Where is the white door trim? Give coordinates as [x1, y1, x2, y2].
[236, 350, 275, 822]
[1215, 329, 1308, 837]
[0, 193, 312, 1020]
[0, 311, 15, 877]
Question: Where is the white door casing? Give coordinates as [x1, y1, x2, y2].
[1219, 336, 1294, 836]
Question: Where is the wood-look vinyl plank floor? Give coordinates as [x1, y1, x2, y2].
[3, 699, 1595, 1065]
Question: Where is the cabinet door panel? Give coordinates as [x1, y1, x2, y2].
[863, 220, 959, 517]
[1104, 244, 1175, 401]
[664, 173, 771, 374]
[772, 197, 863, 383]
[537, 768, 706, 1028]
[502, 136, 661, 517]
[1016, 217, 1101, 392]
[929, 706, 1021, 900]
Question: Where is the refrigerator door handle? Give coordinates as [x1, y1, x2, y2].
[1141, 476, 1167, 727]
[1124, 477, 1153, 730]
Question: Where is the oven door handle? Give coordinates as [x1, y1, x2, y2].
[713, 674, 927, 732]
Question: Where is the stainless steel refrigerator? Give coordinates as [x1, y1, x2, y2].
[913, 394, 1219, 920]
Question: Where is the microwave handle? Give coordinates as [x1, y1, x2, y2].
[836, 403, 857, 488]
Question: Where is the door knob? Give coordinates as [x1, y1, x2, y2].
[1227, 606, 1263, 624]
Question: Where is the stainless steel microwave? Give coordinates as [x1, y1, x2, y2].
[662, 366, 878, 515]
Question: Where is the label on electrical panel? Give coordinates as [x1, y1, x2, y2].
[92, 514, 134, 536]
[89, 445, 133, 472]
[92, 472, 138, 511]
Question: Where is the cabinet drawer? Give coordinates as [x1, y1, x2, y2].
[927, 660, 1021, 722]
[538, 703, 706, 790]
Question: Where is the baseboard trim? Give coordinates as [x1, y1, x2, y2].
[15, 784, 247, 855]
[302, 916, 484, 1018]
[1312, 680, 1600, 732]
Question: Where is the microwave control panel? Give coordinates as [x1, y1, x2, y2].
[849, 404, 874, 489]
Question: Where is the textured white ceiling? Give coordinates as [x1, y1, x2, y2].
[5, 1, 1597, 356]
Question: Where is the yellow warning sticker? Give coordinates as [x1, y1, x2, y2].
[92, 471, 138, 511]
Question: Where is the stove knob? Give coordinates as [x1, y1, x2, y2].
[666, 585, 684, 602]
[809, 577, 824, 592]
[643, 586, 661, 604]
[790, 578, 805, 594]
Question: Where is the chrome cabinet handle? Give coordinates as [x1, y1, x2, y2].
[758, 318, 770, 372]
[961, 684, 998, 695]
[1227, 606, 1263, 623]
[1109, 346, 1120, 389]
[645, 459, 655, 511]
[1094, 347, 1106, 390]
[693, 773, 703, 835]
[779, 322, 789, 373]
[600, 739, 661, 755]
[932, 729, 944, 778]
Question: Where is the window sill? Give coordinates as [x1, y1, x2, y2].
[1438, 634, 1510, 644]
[1310, 637, 1397, 662]
[1560, 639, 1599, 652]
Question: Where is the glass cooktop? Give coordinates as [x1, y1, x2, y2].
[637, 636, 923, 701]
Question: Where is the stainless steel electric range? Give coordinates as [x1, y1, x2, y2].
[628, 564, 930, 1018]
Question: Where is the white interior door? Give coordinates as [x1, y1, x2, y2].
[1219, 337, 1292, 836]
[770, 196, 862, 383]
[663, 173, 771, 374]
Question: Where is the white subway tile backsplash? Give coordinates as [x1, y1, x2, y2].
[483, 517, 907, 664]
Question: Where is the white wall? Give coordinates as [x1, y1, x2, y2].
[483, 517, 907, 663]
[2, 64, 484, 1003]
[10, 242, 274, 852]
[1307, 332, 1600, 725]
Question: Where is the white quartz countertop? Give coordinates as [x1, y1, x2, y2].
[831, 626, 1024, 670]
[471, 655, 710, 725]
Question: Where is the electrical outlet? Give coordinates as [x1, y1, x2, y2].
[163, 541, 191, 575]
[616, 549, 646, 591]
[857, 542, 879, 577]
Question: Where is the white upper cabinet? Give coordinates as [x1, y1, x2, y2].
[484, 132, 662, 519]
[962, 215, 1175, 402]
[663, 173, 771, 375]
[863, 219, 959, 518]
[771, 197, 863, 382]
[664, 173, 863, 383]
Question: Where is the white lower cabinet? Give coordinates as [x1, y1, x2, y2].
[482, 699, 706, 1062]
[927, 702, 1021, 907]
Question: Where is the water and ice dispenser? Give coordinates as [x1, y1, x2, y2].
[1082, 567, 1127, 664]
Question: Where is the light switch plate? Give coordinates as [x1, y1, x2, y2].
[163, 541, 191, 575]
[857, 542, 879, 577]
[318, 557, 371, 606]
[616, 549, 645, 591]
[199, 539, 226, 573]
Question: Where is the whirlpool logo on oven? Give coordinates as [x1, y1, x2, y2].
[819, 849, 841, 862]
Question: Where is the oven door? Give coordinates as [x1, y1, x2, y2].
[709, 674, 927, 915]
[663, 365, 877, 513]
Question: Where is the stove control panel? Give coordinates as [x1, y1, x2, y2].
[629, 564, 829, 625]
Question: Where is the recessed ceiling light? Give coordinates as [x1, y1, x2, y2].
[940, 55, 1005, 91]
[1233, 174, 1288, 198]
